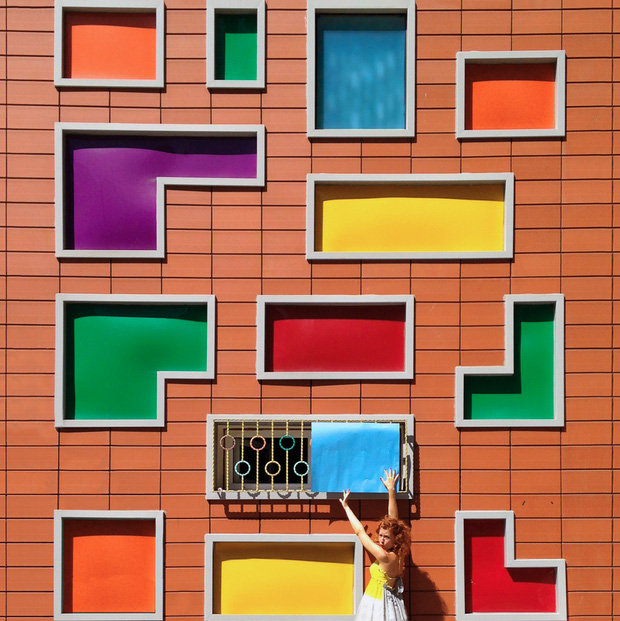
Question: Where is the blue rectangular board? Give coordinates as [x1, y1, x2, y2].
[310, 422, 400, 493]
[316, 14, 407, 131]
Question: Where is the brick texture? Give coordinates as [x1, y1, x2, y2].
[1, 1, 619, 620]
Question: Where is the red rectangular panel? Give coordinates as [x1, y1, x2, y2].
[264, 304, 407, 373]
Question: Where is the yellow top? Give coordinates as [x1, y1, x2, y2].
[364, 562, 400, 601]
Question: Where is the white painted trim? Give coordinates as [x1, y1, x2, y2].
[205, 413, 415, 500]
[204, 533, 364, 621]
[307, 0, 415, 138]
[456, 50, 566, 140]
[54, 0, 165, 89]
[455, 294, 565, 428]
[55, 293, 216, 428]
[455, 511, 567, 621]
[55, 123, 265, 259]
[256, 294, 414, 380]
[206, 0, 266, 89]
[306, 173, 515, 261]
[54, 510, 165, 621]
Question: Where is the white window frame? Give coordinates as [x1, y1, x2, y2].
[256, 294, 414, 380]
[456, 50, 566, 139]
[455, 294, 565, 428]
[206, 0, 266, 89]
[306, 173, 515, 261]
[307, 0, 416, 138]
[54, 510, 165, 621]
[455, 511, 567, 621]
[204, 533, 364, 621]
[206, 413, 415, 500]
[54, 0, 165, 89]
[55, 293, 216, 428]
[55, 122, 265, 259]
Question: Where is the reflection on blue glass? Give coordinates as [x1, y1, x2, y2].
[311, 422, 400, 493]
[316, 14, 407, 130]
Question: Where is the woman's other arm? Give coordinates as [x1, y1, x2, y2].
[340, 490, 392, 563]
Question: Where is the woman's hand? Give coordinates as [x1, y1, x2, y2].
[380, 468, 399, 492]
[340, 489, 351, 509]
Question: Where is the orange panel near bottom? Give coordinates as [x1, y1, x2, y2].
[465, 62, 556, 130]
[63, 519, 156, 613]
[64, 12, 157, 80]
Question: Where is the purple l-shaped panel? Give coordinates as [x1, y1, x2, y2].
[56, 123, 265, 258]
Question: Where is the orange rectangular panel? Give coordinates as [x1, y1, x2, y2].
[466, 63, 556, 131]
[63, 11, 157, 80]
[61, 517, 157, 614]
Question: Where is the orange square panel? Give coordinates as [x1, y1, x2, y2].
[54, 511, 164, 620]
[55, 0, 164, 88]
[456, 51, 565, 139]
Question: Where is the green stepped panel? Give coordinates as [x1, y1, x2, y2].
[64, 303, 209, 422]
[464, 303, 555, 421]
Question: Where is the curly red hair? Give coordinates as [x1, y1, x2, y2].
[376, 515, 411, 558]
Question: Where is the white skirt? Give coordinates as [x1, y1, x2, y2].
[355, 579, 408, 621]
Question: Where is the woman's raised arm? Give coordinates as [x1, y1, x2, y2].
[380, 468, 399, 520]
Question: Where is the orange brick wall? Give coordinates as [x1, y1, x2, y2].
[2, 0, 619, 619]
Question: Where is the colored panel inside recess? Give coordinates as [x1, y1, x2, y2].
[64, 134, 257, 252]
[310, 422, 400, 493]
[213, 542, 354, 614]
[214, 13, 258, 81]
[63, 11, 157, 80]
[64, 303, 208, 421]
[464, 519, 557, 613]
[264, 304, 407, 373]
[315, 183, 505, 254]
[464, 303, 556, 421]
[316, 14, 406, 130]
[465, 62, 556, 131]
[62, 518, 156, 613]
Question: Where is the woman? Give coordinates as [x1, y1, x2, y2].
[340, 469, 411, 621]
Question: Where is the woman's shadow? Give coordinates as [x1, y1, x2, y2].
[404, 439, 448, 620]
[405, 563, 448, 620]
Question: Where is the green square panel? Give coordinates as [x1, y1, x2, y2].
[215, 13, 258, 81]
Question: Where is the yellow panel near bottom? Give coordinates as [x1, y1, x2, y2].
[213, 542, 355, 615]
[316, 183, 506, 253]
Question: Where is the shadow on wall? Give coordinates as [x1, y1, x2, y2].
[408, 563, 448, 620]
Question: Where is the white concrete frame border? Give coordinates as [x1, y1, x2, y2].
[204, 533, 364, 621]
[55, 293, 216, 428]
[455, 294, 565, 428]
[455, 510, 567, 621]
[256, 294, 415, 380]
[54, 510, 165, 621]
[54, 0, 165, 88]
[456, 50, 566, 139]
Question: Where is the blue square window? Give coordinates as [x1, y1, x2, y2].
[316, 14, 407, 131]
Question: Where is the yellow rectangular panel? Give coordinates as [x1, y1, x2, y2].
[213, 542, 355, 615]
[315, 183, 506, 254]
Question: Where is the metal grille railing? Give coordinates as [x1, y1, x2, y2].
[211, 417, 409, 495]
